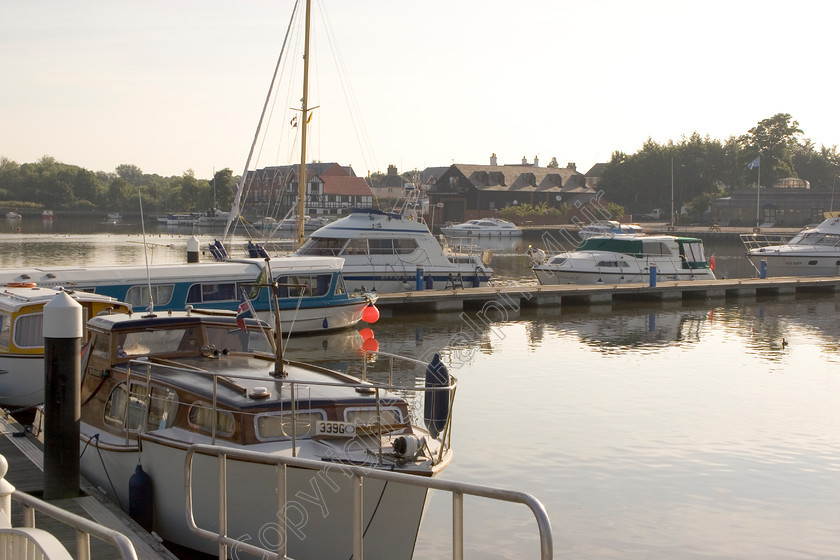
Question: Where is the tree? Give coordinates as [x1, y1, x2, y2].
[547, 157, 559, 168]
[739, 113, 803, 185]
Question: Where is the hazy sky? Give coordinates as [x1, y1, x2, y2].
[2, 1, 838, 180]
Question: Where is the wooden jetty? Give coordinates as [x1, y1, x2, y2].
[0, 413, 179, 560]
[374, 276, 840, 315]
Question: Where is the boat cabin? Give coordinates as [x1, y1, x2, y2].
[80, 311, 413, 447]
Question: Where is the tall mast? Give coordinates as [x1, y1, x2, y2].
[297, 0, 312, 249]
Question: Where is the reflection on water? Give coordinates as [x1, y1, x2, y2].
[4, 218, 840, 559]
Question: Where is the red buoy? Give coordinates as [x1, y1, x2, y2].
[362, 304, 380, 323]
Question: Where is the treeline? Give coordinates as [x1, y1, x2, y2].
[0, 157, 237, 213]
[598, 113, 840, 220]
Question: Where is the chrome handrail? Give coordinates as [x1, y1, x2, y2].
[10, 491, 139, 560]
[184, 444, 553, 560]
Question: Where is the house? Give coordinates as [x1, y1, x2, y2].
[243, 162, 374, 219]
[711, 177, 829, 227]
[426, 154, 597, 224]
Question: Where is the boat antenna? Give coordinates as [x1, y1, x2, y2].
[222, 0, 301, 245]
[138, 192, 154, 314]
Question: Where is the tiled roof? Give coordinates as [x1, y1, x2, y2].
[323, 175, 373, 196]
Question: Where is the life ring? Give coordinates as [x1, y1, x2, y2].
[6, 282, 36, 288]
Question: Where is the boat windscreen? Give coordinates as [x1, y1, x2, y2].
[298, 237, 348, 256]
[680, 241, 707, 263]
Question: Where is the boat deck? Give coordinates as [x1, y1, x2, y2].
[0, 413, 179, 560]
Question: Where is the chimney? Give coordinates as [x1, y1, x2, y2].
[490, 153, 497, 166]
[387, 164, 398, 176]
[534, 155, 539, 167]
[567, 162, 576, 171]
[522, 156, 528, 165]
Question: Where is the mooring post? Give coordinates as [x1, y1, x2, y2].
[43, 291, 83, 500]
[760, 259, 767, 279]
[187, 235, 200, 263]
[649, 264, 657, 287]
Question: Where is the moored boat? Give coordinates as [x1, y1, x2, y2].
[741, 217, 840, 277]
[0, 256, 375, 335]
[440, 217, 522, 237]
[0, 285, 130, 409]
[578, 220, 644, 240]
[297, 207, 493, 292]
[76, 309, 455, 558]
[528, 234, 715, 285]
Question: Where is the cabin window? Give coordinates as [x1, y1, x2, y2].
[125, 285, 174, 308]
[255, 411, 326, 441]
[549, 257, 567, 266]
[204, 324, 273, 355]
[344, 406, 405, 432]
[0, 313, 10, 350]
[119, 328, 192, 357]
[643, 242, 672, 256]
[104, 382, 147, 432]
[298, 237, 346, 256]
[147, 386, 178, 431]
[343, 239, 368, 255]
[275, 274, 331, 298]
[12, 313, 44, 349]
[368, 239, 395, 255]
[187, 402, 236, 436]
[394, 238, 418, 254]
[186, 282, 236, 303]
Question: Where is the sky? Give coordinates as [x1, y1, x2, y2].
[2, 1, 839, 181]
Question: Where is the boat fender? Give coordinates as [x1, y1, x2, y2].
[6, 282, 36, 288]
[423, 353, 450, 439]
[129, 464, 153, 531]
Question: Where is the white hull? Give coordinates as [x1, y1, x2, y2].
[533, 267, 715, 285]
[746, 252, 840, 277]
[267, 299, 370, 332]
[341, 266, 488, 292]
[441, 229, 522, 237]
[0, 354, 43, 408]
[79, 431, 431, 559]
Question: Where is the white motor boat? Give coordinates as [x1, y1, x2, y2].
[741, 217, 840, 276]
[76, 309, 455, 559]
[528, 234, 715, 285]
[0, 285, 130, 408]
[578, 220, 644, 240]
[297, 200, 493, 292]
[440, 218, 522, 237]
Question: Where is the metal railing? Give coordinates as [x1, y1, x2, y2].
[7, 490, 138, 560]
[123, 351, 457, 456]
[184, 444, 553, 560]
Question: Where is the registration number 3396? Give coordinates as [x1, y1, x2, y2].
[315, 421, 356, 437]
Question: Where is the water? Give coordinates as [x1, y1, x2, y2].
[5, 217, 837, 559]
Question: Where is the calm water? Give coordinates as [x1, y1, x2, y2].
[5, 217, 838, 559]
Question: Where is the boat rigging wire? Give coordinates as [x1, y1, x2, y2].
[223, 0, 302, 244]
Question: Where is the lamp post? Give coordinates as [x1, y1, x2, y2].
[670, 158, 674, 228]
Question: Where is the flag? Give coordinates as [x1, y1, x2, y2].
[236, 289, 256, 331]
[748, 156, 760, 170]
[290, 116, 298, 128]
[249, 265, 269, 299]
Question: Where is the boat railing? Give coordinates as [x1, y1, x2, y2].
[3, 486, 138, 560]
[184, 443, 553, 560]
[123, 352, 456, 456]
[739, 232, 794, 252]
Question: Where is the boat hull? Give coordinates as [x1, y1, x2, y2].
[533, 267, 715, 285]
[341, 268, 489, 292]
[79, 433, 432, 559]
[0, 354, 43, 408]
[746, 251, 840, 277]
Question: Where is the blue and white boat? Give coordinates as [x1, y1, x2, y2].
[0, 255, 375, 335]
